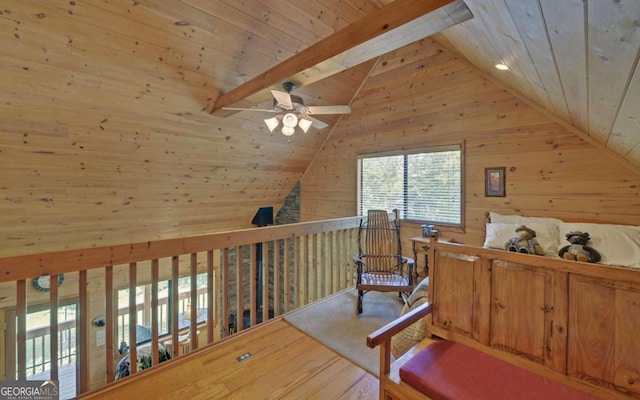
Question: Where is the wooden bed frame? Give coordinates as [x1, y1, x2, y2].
[368, 236, 640, 400]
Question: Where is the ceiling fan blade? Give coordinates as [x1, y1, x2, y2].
[306, 105, 351, 115]
[308, 117, 329, 129]
[221, 107, 278, 113]
[270, 90, 293, 110]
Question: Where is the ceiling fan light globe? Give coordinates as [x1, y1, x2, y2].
[281, 126, 295, 136]
[264, 117, 279, 132]
[298, 118, 313, 133]
[282, 113, 298, 128]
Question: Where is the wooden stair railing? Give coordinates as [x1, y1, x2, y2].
[0, 216, 363, 395]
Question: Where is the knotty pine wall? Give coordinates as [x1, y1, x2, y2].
[0, 0, 370, 259]
[300, 38, 640, 248]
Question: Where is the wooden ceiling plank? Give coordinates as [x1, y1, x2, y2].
[315, 0, 375, 25]
[586, 0, 640, 144]
[435, 23, 533, 103]
[251, 0, 340, 40]
[341, 0, 384, 17]
[609, 59, 640, 157]
[184, 0, 306, 53]
[209, 0, 472, 116]
[539, 0, 588, 132]
[464, 0, 554, 113]
[136, 0, 218, 33]
[504, 0, 571, 122]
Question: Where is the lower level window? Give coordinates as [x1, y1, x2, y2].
[358, 145, 463, 226]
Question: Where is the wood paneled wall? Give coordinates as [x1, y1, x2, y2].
[301, 38, 640, 247]
[0, 0, 372, 258]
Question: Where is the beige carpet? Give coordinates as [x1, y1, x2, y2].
[284, 288, 403, 377]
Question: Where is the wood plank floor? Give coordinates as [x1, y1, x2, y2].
[79, 318, 379, 399]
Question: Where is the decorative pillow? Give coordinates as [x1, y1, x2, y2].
[489, 212, 563, 225]
[391, 278, 429, 358]
[483, 222, 560, 257]
[558, 222, 640, 269]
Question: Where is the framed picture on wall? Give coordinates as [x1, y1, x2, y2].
[485, 167, 505, 197]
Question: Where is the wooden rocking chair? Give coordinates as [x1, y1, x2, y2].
[354, 209, 414, 314]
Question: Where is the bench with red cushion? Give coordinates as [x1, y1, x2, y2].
[399, 341, 596, 400]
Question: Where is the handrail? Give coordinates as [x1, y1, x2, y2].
[367, 302, 433, 348]
[0, 215, 364, 397]
[0, 215, 362, 282]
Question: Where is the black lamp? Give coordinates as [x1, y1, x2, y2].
[251, 207, 274, 227]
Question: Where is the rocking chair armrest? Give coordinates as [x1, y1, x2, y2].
[367, 302, 433, 348]
[402, 256, 415, 268]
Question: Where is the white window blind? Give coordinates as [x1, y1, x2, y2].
[358, 147, 462, 225]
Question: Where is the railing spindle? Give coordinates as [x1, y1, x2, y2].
[151, 259, 159, 366]
[207, 250, 215, 345]
[17, 280, 27, 380]
[223, 248, 230, 337]
[274, 240, 281, 316]
[170, 256, 179, 357]
[236, 246, 244, 332]
[306, 235, 312, 304]
[297, 236, 304, 308]
[249, 243, 256, 328]
[189, 253, 198, 351]
[128, 263, 137, 375]
[105, 266, 114, 383]
[317, 234, 323, 299]
[283, 237, 291, 313]
[262, 241, 269, 324]
[79, 269, 89, 393]
[49, 274, 59, 381]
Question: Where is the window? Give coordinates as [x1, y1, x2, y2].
[358, 145, 463, 225]
[116, 273, 208, 348]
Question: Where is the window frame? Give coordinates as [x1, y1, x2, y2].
[357, 143, 465, 228]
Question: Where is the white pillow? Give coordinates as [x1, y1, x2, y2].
[558, 223, 640, 269]
[484, 222, 560, 256]
[490, 212, 563, 225]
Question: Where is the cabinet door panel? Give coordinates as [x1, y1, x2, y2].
[432, 251, 479, 338]
[569, 275, 640, 397]
[490, 261, 551, 365]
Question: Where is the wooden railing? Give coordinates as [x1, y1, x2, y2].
[24, 319, 76, 376]
[0, 215, 364, 395]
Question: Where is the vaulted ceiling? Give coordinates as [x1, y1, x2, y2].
[437, 0, 640, 167]
[204, 0, 640, 168]
[1, 0, 639, 256]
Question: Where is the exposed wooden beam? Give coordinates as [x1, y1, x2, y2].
[209, 0, 472, 116]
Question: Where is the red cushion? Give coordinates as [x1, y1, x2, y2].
[399, 341, 595, 400]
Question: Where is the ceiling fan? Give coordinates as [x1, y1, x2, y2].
[221, 82, 351, 136]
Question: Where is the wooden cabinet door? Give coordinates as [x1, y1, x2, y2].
[568, 274, 640, 398]
[490, 260, 567, 372]
[431, 250, 490, 343]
